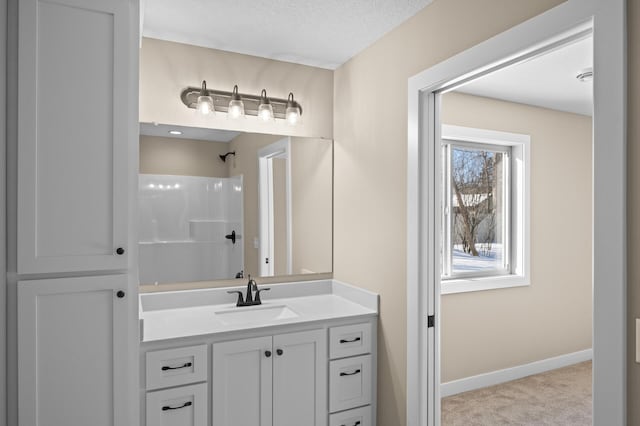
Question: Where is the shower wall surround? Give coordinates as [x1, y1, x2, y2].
[139, 174, 244, 284]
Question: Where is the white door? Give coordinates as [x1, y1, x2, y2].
[258, 138, 292, 276]
[212, 336, 273, 426]
[18, 275, 130, 426]
[17, 0, 132, 274]
[273, 329, 327, 426]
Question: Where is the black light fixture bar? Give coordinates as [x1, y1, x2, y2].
[180, 86, 302, 119]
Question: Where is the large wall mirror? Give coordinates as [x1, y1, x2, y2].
[138, 123, 333, 285]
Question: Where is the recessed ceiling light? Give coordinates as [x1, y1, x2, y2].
[576, 67, 593, 82]
[168, 130, 183, 135]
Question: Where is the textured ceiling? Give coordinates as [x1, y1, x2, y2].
[457, 36, 593, 116]
[142, 0, 433, 69]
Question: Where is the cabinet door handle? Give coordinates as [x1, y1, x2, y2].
[340, 369, 361, 377]
[340, 421, 361, 426]
[339, 336, 361, 344]
[276, 349, 283, 356]
[116, 290, 126, 299]
[161, 362, 192, 371]
[265, 350, 272, 358]
[116, 247, 125, 255]
[162, 401, 192, 411]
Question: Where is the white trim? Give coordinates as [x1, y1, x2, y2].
[407, 1, 626, 425]
[442, 275, 528, 295]
[0, 0, 6, 423]
[441, 349, 593, 397]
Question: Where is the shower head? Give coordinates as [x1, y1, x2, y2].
[219, 151, 236, 162]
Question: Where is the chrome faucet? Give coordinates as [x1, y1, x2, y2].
[227, 275, 270, 307]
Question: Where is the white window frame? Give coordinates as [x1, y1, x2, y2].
[440, 125, 530, 294]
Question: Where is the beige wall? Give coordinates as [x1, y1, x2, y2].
[332, 0, 565, 424]
[139, 37, 333, 139]
[628, 0, 640, 423]
[440, 92, 592, 382]
[291, 138, 333, 274]
[139, 135, 230, 177]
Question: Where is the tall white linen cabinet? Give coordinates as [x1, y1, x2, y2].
[9, 0, 140, 424]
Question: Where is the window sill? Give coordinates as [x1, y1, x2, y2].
[441, 274, 529, 295]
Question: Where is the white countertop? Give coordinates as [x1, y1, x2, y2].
[140, 279, 378, 342]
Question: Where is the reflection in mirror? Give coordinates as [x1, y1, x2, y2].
[138, 123, 333, 285]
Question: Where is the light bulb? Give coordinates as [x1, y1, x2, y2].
[196, 95, 214, 116]
[195, 80, 214, 117]
[258, 104, 274, 122]
[257, 89, 275, 122]
[286, 107, 301, 125]
[228, 85, 245, 119]
[285, 93, 302, 126]
[228, 100, 245, 118]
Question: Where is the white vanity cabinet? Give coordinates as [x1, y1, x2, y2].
[17, 0, 133, 275]
[13, 0, 139, 424]
[139, 281, 379, 426]
[212, 329, 326, 426]
[18, 275, 132, 426]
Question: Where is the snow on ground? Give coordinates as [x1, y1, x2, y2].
[452, 243, 503, 272]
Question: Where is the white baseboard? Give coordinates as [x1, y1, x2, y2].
[441, 348, 592, 397]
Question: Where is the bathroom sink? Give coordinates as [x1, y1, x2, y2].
[215, 304, 299, 325]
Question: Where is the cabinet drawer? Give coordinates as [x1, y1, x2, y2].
[146, 383, 207, 426]
[146, 344, 207, 390]
[329, 406, 372, 426]
[329, 355, 372, 413]
[329, 323, 372, 359]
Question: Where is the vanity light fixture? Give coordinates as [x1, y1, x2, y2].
[228, 85, 245, 119]
[257, 89, 275, 122]
[285, 92, 302, 126]
[196, 80, 215, 116]
[180, 83, 303, 124]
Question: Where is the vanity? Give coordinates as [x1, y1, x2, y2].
[139, 279, 378, 426]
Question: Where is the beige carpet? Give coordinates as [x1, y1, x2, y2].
[442, 361, 592, 426]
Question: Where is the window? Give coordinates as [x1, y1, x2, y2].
[440, 125, 530, 294]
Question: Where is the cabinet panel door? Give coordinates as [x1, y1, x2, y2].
[18, 275, 130, 426]
[212, 336, 273, 426]
[17, 0, 132, 274]
[273, 329, 327, 426]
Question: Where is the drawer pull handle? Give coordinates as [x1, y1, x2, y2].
[161, 362, 192, 371]
[340, 337, 362, 344]
[162, 401, 192, 411]
[340, 369, 361, 377]
[340, 421, 361, 426]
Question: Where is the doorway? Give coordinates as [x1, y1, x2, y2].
[437, 36, 593, 423]
[258, 138, 292, 276]
[406, 1, 626, 425]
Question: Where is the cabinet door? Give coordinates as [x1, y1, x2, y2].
[273, 329, 327, 426]
[18, 275, 130, 426]
[212, 336, 273, 426]
[17, 0, 132, 274]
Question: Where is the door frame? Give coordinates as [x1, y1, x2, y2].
[0, 0, 6, 422]
[258, 138, 293, 276]
[406, 1, 626, 425]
